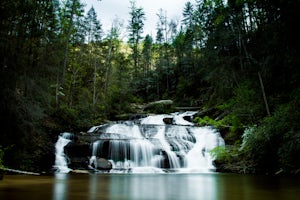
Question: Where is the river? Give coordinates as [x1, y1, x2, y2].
[1, 173, 300, 200]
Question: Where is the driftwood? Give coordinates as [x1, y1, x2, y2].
[0, 167, 40, 175]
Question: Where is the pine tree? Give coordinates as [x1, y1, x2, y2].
[127, 0, 145, 77]
[85, 6, 102, 43]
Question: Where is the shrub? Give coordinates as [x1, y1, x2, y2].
[240, 100, 300, 174]
[209, 146, 230, 162]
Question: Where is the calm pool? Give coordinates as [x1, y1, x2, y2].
[0, 173, 300, 200]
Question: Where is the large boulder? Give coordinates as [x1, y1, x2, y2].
[143, 100, 174, 113]
[64, 142, 90, 157]
[93, 158, 113, 170]
[64, 142, 90, 169]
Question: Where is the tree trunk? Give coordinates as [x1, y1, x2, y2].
[258, 72, 270, 116]
[62, 0, 76, 85]
[93, 51, 97, 108]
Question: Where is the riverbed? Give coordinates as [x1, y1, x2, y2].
[1, 173, 300, 200]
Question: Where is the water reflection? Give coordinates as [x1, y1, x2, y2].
[109, 173, 216, 200]
[51, 173, 217, 200]
[53, 173, 69, 200]
[1, 173, 299, 200]
[215, 173, 300, 200]
[89, 174, 98, 200]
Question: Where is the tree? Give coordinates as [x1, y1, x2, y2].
[127, 0, 145, 77]
[155, 9, 174, 97]
[182, 1, 195, 30]
[85, 6, 103, 108]
[57, 0, 85, 105]
[0, 0, 61, 170]
[103, 19, 123, 94]
[85, 6, 102, 43]
[142, 34, 153, 77]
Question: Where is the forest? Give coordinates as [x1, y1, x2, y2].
[0, 0, 299, 175]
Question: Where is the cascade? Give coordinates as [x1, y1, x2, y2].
[54, 132, 73, 173]
[54, 112, 225, 173]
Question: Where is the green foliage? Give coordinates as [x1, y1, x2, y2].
[240, 126, 256, 150]
[209, 144, 253, 173]
[128, 0, 145, 73]
[210, 146, 231, 162]
[240, 125, 266, 161]
[194, 114, 242, 139]
[194, 116, 223, 128]
[194, 114, 243, 145]
[217, 82, 264, 126]
[240, 100, 300, 174]
[278, 131, 300, 173]
[209, 82, 265, 144]
[0, 0, 299, 174]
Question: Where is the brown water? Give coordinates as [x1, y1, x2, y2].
[0, 173, 300, 200]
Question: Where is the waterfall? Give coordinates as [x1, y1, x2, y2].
[185, 126, 223, 172]
[90, 139, 158, 169]
[54, 112, 225, 173]
[54, 132, 73, 173]
[153, 125, 181, 168]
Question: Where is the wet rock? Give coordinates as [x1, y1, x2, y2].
[64, 142, 90, 157]
[183, 115, 193, 123]
[68, 157, 90, 169]
[64, 142, 91, 169]
[95, 158, 113, 170]
[163, 117, 173, 124]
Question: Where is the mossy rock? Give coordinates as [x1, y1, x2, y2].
[143, 100, 174, 114]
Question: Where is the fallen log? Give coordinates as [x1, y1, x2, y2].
[0, 167, 40, 176]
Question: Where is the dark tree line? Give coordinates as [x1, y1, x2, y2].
[0, 0, 299, 174]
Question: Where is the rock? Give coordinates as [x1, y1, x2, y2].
[129, 113, 148, 120]
[64, 142, 91, 169]
[64, 142, 90, 157]
[183, 115, 193, 123]
[68, 157, 90, 169]
[114, 113, 148, 121]
[143, 100, 174, 114]
[95, 158, 112, 170]
[71, 169, 89, 174]
[163, 117, 173, 124]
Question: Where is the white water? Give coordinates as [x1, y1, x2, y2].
[54, 112, 225, 173]
[185, 127, 221, 172]
[153, 125, 181, 168]
[54, 132, 73, 173]
[90, 139, 159, 169]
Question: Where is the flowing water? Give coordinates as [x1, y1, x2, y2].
[1, 173, 300, 200]
[54, 132, 73, 173]
[2, 112, 300, 199]
[54, 112, 225, 173]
